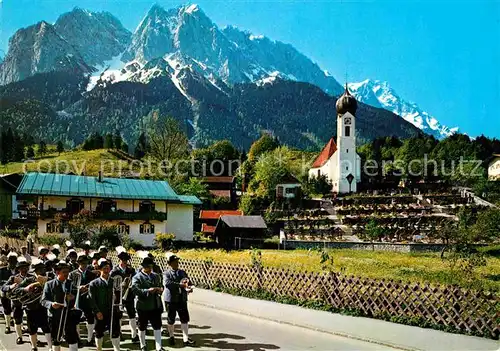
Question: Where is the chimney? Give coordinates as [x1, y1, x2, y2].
[98, 171, 102, 182]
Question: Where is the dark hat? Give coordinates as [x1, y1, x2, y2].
[141, 257, 155, 267]
[97, 258, 110, 269]
[76, 253, 90, 263]
[31, 259, 46, 270]
[98, 246, 108, 253]
[117, 251, 131, 261]
[54, 260, 70, 271]
[82, 240, 91, 250]
[166, 253, 180, 264]
[16, 258, 30, 268]
[66, 249, 77, 258]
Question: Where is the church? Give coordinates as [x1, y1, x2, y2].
[308, 84, 361, 193]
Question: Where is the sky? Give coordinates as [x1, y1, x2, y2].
[0, 0, 499, 139]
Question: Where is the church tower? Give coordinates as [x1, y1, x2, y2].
[334, 84, 359, 193]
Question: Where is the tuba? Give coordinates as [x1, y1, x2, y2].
[12, 275, 48, 305]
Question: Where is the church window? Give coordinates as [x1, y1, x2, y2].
[346, 149, 349, 153]
[346, 166, 349, 171]
[317, 170, 320, 177]
[345, 126, 351, 137]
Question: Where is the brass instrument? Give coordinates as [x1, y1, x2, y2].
[9, 275, 48, 305]
[121, 276, 132, 301]
[110, 275, 123, 338]
[57, 274, 81, 343]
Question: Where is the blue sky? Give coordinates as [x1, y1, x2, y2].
[1, 0, 499, 138]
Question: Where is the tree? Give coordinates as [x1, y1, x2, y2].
[113, 132, 122, 150]
[177, 178, 210, 199]
[134, 133, 148, 159]
[56, 141, 64, 155]
[365, 220, 384, 250]
[147, 115, 189, 161]
[38, 140, 47, 156]
[121, 142, 129, 153]
[104, 133, 114, 149]
[13, 133, 25, 161]
[304, 174, 332, 197]
[248, 133, 279, 161]
[251, 146, 292, 199]
[25, 145, 35, 159]
[209, 140, 240, 160]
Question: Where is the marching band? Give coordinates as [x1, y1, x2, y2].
[0, 243, 195, 351]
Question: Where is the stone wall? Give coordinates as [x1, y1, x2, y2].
[284, 240, 448, 253]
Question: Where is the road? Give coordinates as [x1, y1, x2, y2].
[0, 304, 395, 351]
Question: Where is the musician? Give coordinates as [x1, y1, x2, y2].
[45, 254, 59, 280]
[41, 261, 79, 351]
[110, 247, 138, 342]
[164, 254, 195, 347]
[66, 249, 78, 271]
[14, 259, 51, 351]
[2, 257, 30, 344]
[98, 246, 108, 259]
[148, 253, 162, 276]
[88, 259, 121, 351]
[65, 240, 74, 251]
[82, 241, 91, 256]
[51, 245, 61, 259]
[1, 243, 9, 256]
[69, 253, 97, 347]
[38, 246, 49, 263]
[131, 255, 164, 351]
[0, 251, 18, 334]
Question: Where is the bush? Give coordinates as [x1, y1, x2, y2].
[91, 225, 120, 248]
[38, 234, 66, 246]
[479, 244, 500, 257]
[154, 233, 176, 250]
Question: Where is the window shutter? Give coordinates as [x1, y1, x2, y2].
[46, 222, 50, 233]
[139, 224, 144, 234]
[152, 202, 155, 211]
[126, 225, 130, 234]
[80, 200, 84, 210]
[151, 224, 155, 233]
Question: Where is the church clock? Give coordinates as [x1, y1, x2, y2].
[344, 116, 352, 125]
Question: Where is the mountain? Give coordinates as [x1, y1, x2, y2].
[122, 4, 343, 95]
[0, 71, 422, 150]
[0, 21, 91, 85]
[54, 8, 131, 66]
[349, 79, 458, 139]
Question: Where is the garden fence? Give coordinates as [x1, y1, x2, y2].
[108, 252, 499, 339]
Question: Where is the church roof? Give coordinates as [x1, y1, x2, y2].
[311, 138, 337, 168]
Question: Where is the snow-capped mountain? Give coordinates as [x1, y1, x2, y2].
[122, 4, 343, 95]
[349, 79, 458, 139]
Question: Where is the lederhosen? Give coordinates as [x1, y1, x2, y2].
[3, 273, 28, 325]
[110, 265, 136, 319]
[0, 266, 16, 316]
[164, 269, 190, 325]
[88, 277, 121, 339]
[41, 278, 79, 345]
[69, 268, 97, 325]
[132, 270, 163, 331]
[13, 274, 50, 335]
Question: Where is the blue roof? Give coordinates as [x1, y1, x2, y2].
[17, 172, 201, 204]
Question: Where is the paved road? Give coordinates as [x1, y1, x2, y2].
[0, 305, 394, 351]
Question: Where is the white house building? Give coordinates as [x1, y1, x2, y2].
[309, 84, 361, 193]
[488, 154, 500, 181]
[16, 172, 201, 247]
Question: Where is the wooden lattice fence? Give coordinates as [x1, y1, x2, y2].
[108, 252, 500, 339]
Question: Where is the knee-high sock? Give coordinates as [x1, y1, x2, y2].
[139, 330, 146, 349]
[30, 334, 37, 347]
[4, 314, 11, 327]
[95, 337, 103, 351]
[68, 343, 78, 351]
[153, 329, 162, 351]
[45, 333, 52, 350]
[129, 319, 137, 338]
[52, 346, 61, 351]
[86, 323, 94, 342]
[167, 324, 175, 338]
[111, 337, 120, 351]
[181, 323, 189, 342]
[15, 324, 22, 338]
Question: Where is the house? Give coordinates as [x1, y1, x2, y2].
[16, 172, 201, 247]
[200, 176, 236, 204]
[276, 174, 302, 199]
[308, 84, 361, 193]
[214, 215, 267, 248]
[0, 173, 23, 226]
[488, 154, 500, 181]
[199, 210, 243, 235]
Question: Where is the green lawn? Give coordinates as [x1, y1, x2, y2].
[175, 248, 500, 291]
[0, 149, 133, 176]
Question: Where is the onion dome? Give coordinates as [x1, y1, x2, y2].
[336, 83, 358, 116]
